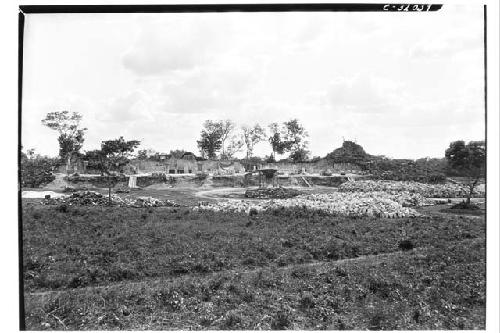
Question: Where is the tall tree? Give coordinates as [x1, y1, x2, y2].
[197, 120, 224, 159]
[268, 123, 288, 160]
[242, 124, 266, 159]
[41, 111, 87, 170]
[222, 136, 244, 160]
[85, 137, 141, 204]
[282, 119, 309, 159]
[445, 140, 486, 204]
[268, 119, 309, 160]
[219, 120, 236, 157]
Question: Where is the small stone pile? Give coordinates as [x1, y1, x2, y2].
[125, 196, 180, 208]
[245, 187, 303, 199]
[41, 191, 180, 208]
[339, 180, 485, 198]
[41, 191, 110, 206]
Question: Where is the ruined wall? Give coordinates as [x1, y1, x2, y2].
[129, 159, 245, 175]
[262, 159, 332, 174]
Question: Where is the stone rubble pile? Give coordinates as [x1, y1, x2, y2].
[244, 187, 303, 199]
[194, 191, 426, 218]
[339, 180, 485, 198]
[41, 191, 180, 208]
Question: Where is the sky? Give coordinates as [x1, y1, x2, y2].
[21, 5, 485, 159]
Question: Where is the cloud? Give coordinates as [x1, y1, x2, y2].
[304, 75, 408, 113]
[410, 33, 483, 59]
[121, 15, 230, 76]
[96, 90, 153, 122]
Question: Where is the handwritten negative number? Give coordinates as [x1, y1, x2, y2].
[383, 4, 433, 11]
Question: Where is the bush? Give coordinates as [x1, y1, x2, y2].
[271, 310, 292, 330]
[21, 157, 57, 188]
[195, 172, 209, 181]
[55, 204, 69, 213]
[398, 239, 414, 251]
[451, 201, 480, 210]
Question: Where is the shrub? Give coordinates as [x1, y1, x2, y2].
[451, 201, 480, 210]
[195, 172, 209, 181]
[249, 208, 259, 216]
[222, 310, 243, 329]
[271, 310, 292, 330]
[21, 157, 57, 188]
[398, 239, 414, 251]
[55, 204, 69, 213]
[299, 292, 316, 310]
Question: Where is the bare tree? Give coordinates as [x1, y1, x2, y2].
[242, 124, 266, 159]
[219, 120, 236, 157]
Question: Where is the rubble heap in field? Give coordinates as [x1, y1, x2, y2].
[41, 191, 180, 208]
[194, 191, 429, 218]
[245, 187, 303, 199]
[339, 180, 485, 198]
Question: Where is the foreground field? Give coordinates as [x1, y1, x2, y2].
[22, 201, 485, 330]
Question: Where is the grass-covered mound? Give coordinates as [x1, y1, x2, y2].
[245, 187, 303, 199]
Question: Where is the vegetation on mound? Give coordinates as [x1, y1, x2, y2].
[244, 187, 303, 199]
[25, 238, 485, 330]
[339, 180, 485, 198]
[23, 204, 484, 293]
[21, 155, 58, 188]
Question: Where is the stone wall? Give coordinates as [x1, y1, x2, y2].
[128, 159, 245, 175]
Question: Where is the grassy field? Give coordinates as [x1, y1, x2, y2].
[22, 201, 485, 330]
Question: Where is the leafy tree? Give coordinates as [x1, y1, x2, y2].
[242, 124, 266, 159]
[197, 120, 224, 159]
[282, 119, 309, 156]
[84, 137, 141, 204]
[268, 123, 289, 160]
[41, 111, 87, 169]
[445, 140, 486, 204]
[83, 150, 105, 173]
[290, 147, 310, 163]
[268, 119, 309, 160]
[20, 148, 58, 188]
[137, 148, 156, 160]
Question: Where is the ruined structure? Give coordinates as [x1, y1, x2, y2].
[127, 156, 245, 175]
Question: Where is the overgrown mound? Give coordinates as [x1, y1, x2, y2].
[245, 187, 303, 199]
[326, 141, 370, 164]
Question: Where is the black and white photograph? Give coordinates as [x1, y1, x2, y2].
[10, 1, 500, 331]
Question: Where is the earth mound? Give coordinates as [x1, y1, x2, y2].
[245, 187, 303, 199]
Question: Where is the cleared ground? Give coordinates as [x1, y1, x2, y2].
[22, 193, 485, 330]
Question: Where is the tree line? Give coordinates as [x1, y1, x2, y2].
[195, 119, 310, 162]
[20, 110, 485, 201]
